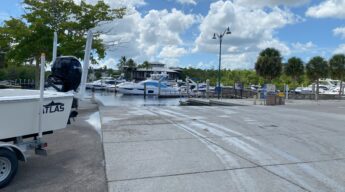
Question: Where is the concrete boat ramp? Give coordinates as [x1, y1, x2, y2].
[99, 104, 345, 192]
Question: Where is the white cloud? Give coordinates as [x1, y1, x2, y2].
[95, 7, 198, 68]
[100, 58, 118, 69]
[74, 0, 146, 8]
[176, 0, 197, 5]
[258, 39, 291, 55]
[159, 46, 188, 58]
[194, 1, 299, 69]
[222, 53, 258, 69]
[235, 0, 309, 8]
[159, 58, 180, 67]
[306, 0, 345, 19]
[334, 44, 345, 54]
[291, 41, 316, 51]
[138, 8, 197, 49]
[194, 61, 215, 69]
[333, 27, 345, 39]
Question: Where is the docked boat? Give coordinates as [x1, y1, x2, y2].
[117, 79, 180, 95]
[86, 76, 126, 90]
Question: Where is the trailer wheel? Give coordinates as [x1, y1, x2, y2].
[0, 148, 18, 189]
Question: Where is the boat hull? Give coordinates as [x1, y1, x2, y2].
[0, 89, 73, 140]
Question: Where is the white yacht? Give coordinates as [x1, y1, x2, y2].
[116, 74, 179, 96]
[86, 76, 126, 90]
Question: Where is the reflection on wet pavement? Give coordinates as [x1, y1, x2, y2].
[86, 112, 102, 138]
[88, 91, 185, 107]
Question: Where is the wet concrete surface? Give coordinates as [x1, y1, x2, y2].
[91, 91, 184, 107]
[3, 100, 106, 192]
[100, 102, 345, 192]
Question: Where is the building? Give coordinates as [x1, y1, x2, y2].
[129, 62, 182, 81]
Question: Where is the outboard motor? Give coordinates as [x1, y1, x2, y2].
[47, 56, 82, 123]
[48, 56, 82, 92]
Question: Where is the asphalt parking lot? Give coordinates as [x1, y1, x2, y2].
[3, 100, 106, 192]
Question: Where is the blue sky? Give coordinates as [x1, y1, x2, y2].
[1, 0, 345, 69]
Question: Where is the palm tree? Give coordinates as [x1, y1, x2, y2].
[285, 57, 304, 86]
[117, 56, 127, 73]
[126, 58, 137, 80]
[329, 54, 345, 96]
[141, 61, 151, 78]
[142, 61, 150, 70]
[306, 56, 329, 100]
[255, 48, 282, 83]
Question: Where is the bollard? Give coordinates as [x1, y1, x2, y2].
[259, 91, 263, 105]
[158, 80, 161, 97]
[206, 79, 210, 99]
[186, 77, 190, 98]
[285, 84, 289, 100]
[240, 86, 243, 99]
[144, 82, 147, 99]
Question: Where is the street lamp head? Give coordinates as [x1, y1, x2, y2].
[226, 27, 231, 35]
[212, 33, 217, 39]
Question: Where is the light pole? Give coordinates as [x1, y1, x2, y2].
[213, 27, 231, 99]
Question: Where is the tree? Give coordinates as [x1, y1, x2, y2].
[138, 61, 151, 78]
[141, 61, 151, 70]
[329, 54, 345, 96]
[285, 57, 304, 83]
[306, 56, 328, 100]
[0, 0, 125, 88]
[117, 56, 127, 73]
[126, 58, 137, 80]
[255, 48, 282, 83]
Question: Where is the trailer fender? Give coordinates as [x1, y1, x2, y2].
[0, 144, 26, 162]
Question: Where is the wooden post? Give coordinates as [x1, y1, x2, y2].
[206, 79, 210, 99]
[240, 88, 243, 99]
[158, 80, 161, 97]
[144, 82, 147, 99]
[186, 77, 190, 98]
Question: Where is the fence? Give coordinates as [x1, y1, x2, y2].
[287, 93, 341, 100]
[0, 79, 35, 89]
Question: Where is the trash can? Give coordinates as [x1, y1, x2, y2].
[266, 93, 276, 105]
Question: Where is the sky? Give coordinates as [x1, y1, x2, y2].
[0, 0, 345, 70]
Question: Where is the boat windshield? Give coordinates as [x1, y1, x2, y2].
[139, 81, 168, 88]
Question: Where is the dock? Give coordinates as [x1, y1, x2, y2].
[183, 98, 256, 106]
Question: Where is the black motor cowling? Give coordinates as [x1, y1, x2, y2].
[48, 56, 82, 124]
[48, 56, 82, 92]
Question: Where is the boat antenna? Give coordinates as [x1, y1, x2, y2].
[52, 31, 58, 63]
[78, 30, 93, 99]
[38, 53, 46, 140]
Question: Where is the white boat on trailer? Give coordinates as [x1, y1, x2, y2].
[0, 31, 92, 188]
[0, 90, 73, 140]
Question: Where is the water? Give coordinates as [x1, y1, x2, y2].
[86, 90, 186, 107]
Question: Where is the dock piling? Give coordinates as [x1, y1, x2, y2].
[144, 82, 147, 99]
